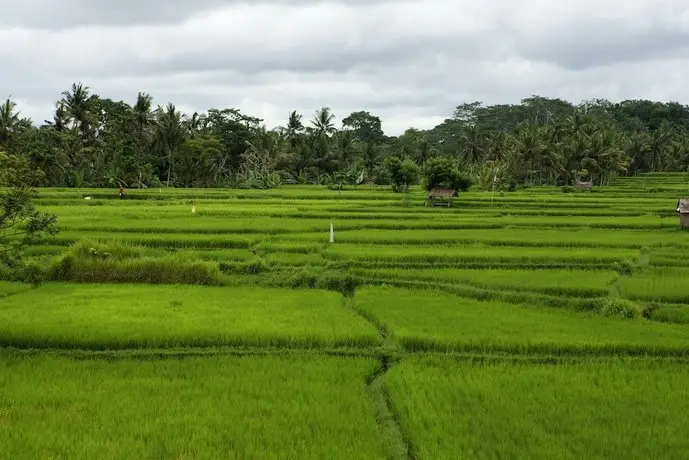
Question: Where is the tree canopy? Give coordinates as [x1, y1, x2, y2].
[3, 86, 689, 189]
[0, 151, 58, 273]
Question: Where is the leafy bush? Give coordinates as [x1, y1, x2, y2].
[71, 240, 156, 261]
[48, 240, 221, 285]
[1, 152, 59, 267]
[383, 157, 419, 193]
[49, 253, 221, 285]
[422, 157, 472, 192]
[597, 298, 643, 319]
[223, 256, 270, 274]
[614, 259, 636, 276]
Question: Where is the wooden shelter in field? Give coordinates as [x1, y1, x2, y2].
[678, 199, 689, 229]
[425, 187, 459, 207]
[575, 180, 593, 192]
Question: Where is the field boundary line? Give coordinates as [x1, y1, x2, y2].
[345, 295, 400, 351]
[0, 285, 39, 301]
[366, 356, 416, 460]
[399, 350, 689, 365]
[0, 346, 388, 360]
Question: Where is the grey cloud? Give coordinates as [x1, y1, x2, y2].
[131, 37, 497, 79]
[514, 26, 689, 70]
[0, 0, 395, 29]
[0, 0, 224, 29]
[502, 1, 689, 70]
[4, 0, 689, 135]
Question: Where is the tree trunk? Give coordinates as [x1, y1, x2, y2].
[166, 152, 172, 188]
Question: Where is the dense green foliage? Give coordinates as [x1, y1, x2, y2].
[0, 151, 58, 269]
[3, 90, 689, 190]
[383, 156, 419, 192]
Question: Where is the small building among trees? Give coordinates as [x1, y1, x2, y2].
[575, 180, 593, 192]
[425, 188, 459, 207]
[421, 157, 472, 208]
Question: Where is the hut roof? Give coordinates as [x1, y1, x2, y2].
[428, 187, 458, 198]
[679, 199, 689, 214]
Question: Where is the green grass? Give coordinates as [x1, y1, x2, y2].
[46, 230, 255, 248]
[619, 268, 689, 303]
[290, 227, 689, 248]
[355, 287, 689, 355]
[0, 282, 32, 298]
[4, 175, 689, 458]
[386, 357, 689, 460]
[325, 244, 638, 267]
[0, 352, 385, 460]
[352, 268, 618, 297]
[650, 305, 689, 324]
[0, 284, 379, 349]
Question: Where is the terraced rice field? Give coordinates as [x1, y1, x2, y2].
[2, 172, 689, 459]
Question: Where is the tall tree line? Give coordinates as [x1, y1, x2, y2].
[1, 85, 689, 189]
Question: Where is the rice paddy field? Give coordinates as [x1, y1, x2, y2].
[2, 172, 689, 459]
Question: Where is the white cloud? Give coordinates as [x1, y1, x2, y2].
[3, 0, 689, 135]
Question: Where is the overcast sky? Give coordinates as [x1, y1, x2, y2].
[2, 0, 689, 135]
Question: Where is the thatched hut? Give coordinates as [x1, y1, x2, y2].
[425, 187, 458, 207]
[575, 181, 593, 192]
[678, 199, 689, 229]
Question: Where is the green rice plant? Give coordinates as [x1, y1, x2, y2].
[222, 256, 271, 274]
[49, 253, 222, 285]
[650, 305, 689, 324]
[58, 215, 333, 235]
[351, 268, 618, 298]
[46, 231, 254, 249]
[20, 245, 66, 256]
[257, 241, 324, 254]
[353, 275, 597, 311]
[250, 267, 359, 297]
[46, 240, 222, 285]
[386, 358, 689, 460]
[266, 251, 325, 266]
[0, 352, 385, 460]
[325, 244, 638, 266]
[185, 248, 255, 262]
[0, 284, 379, 349]
[290, 228, 689, 249]
[0, 281, 32, 298]
[355, 287, 689, 355]
[69, 239, 167, 260]
[618, 268, 689, 303]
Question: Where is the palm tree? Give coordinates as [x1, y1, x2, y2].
[592, 129, 628, 185]
[415, 136, 436, 165]
[625, 131, 651, 175]
[333, 130, 359, 167]
[153, 103, 186, 187]
[185, 111, 205, 138]
[511, 122, 547, 184]
[45, 102, 69, 132]
[311, 107, 336, 137]
[458, 125, 486, 174]
[486, 131, 508, 163]
[0, 97, 19, 147]
[61, 82, 92, 133]
[648, 120, 674, 171]
[133, 92, 153, 186]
